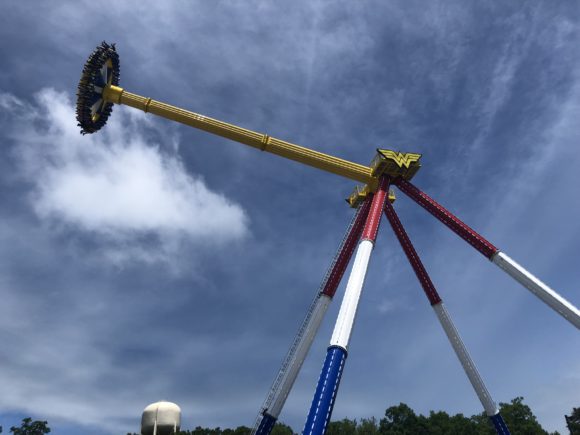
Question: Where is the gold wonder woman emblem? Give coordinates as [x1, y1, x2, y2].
[370, 149, 422, 181]
[380, 150, 422, 168]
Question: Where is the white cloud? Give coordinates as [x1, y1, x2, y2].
[1, 88, 248, 265]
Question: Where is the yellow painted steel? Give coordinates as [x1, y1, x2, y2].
[370, 149, 422, 180]
[346, 185, 396, 209]
[103, 85, 376, 188]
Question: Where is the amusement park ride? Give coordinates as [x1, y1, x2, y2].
[76, 42, 579, 435]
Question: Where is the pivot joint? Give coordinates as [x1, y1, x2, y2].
[103, 85, 124, 104]
[347, 184, 395, 208]
[370, 149, 421, 180]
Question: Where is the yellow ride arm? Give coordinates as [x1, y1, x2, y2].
[103, 85, 376, 189]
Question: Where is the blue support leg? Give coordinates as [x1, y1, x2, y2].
[255, 413, 277, 435]
[302, 346, 347, 435]
[490, 412, 510, 435]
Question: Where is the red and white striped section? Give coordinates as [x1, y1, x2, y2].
[394, 178, 580, 329]
[253, 199, 372, 435]
[330, 177, 389, 350]
[267, 199, 372, 419]
[303, 177, 390, 435]
[383, 201, 505, 425]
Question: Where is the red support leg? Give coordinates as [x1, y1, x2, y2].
[394, 178, 497, 259]
[383, 201, 510, 435]
[394, 177, 580, 329]
[383, 201, 441, 305]
[322, 198, 372, 297]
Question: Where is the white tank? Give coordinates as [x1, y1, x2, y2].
[141, 401, 181, 435]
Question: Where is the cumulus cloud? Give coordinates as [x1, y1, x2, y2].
[1, 88, 248, 264]
[0, 86, 251, 431]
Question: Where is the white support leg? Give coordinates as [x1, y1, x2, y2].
[433, 303, 498, 416]
[269, 295, 332, 418]
[330, 239, 374, 349]
[492, 252, 580, 329]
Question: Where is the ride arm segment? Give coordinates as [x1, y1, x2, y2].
[103, 85, 375, 187]
[393, 178, 497, 258]
[394, 177, 580, 329]
[252, 198, 372, 435]
[383, 201, 510, 435]
[303, 177, 390, 435]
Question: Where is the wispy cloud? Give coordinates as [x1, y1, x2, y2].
[1, 2, 579, 434]
[1, 88, 248, 266]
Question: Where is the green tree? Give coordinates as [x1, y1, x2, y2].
[468, 412, 495, 435]
[497, 397, 553, 435]
[326, 417, 357, 435]
[424, 410, 481, 435]
[271, 422, 295, 435]
[470, 397, 561, 435]
[566, 407, 580, 435]
[9, 418, 50, 435]
[130, 397, 569, 435]
[221, 425, 251, 435]
[357, 417, 379, 435]
[379, 403, 429, 434]
[177, 426, 219, 435]
[377, 397, 562, 435]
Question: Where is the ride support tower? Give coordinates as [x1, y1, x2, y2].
[252, 198, 372, 435]
[302, 177, 390, 435]
[383, 200, 510, 435]
[393, 178, 580, 329]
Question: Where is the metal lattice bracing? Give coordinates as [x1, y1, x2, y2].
[252, 199, 371, 435]
[303, 177, 390, 435]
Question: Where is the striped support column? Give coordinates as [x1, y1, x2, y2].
[394, 177, 580, 329]
[491, 252, 580, 329]
[490, 413, 511, 435]
[303, 177, 390, 435]
[255, 414, 277, 435]
[383, 201, 510, 435]
[253, 200, 372, 435]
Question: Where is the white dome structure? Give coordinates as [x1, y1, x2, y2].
[141, 401, 181, 435]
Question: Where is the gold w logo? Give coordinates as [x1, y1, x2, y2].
[382, 150, 421, 168]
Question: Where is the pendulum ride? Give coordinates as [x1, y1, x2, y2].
[75, 42, 580, 435]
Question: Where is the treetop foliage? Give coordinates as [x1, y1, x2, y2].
[566, 407, 580, 435]
[5, 397, 578, 435]
[123, 399, 575, 435]
[326, 397, 562, 435]
[2, 418, 50, 435]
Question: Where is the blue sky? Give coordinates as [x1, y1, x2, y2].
[0, 2, 579, 434]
